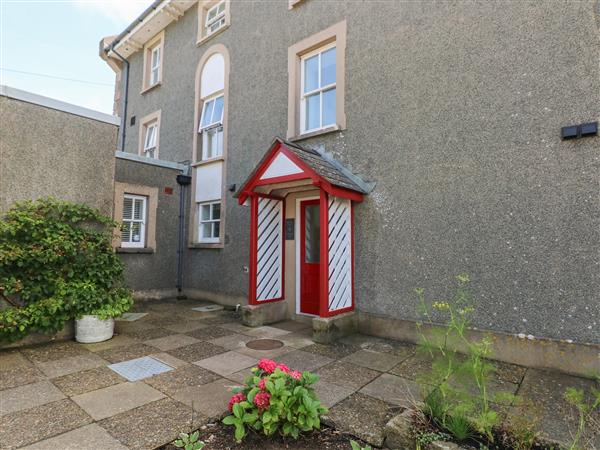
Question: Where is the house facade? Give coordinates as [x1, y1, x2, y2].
[100, 0, 599, 372]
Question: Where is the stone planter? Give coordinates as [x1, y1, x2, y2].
[75, 315, 114, 343]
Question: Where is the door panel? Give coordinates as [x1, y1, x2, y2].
[300, 200, 320, 315]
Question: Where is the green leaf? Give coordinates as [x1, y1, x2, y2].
[222, 415, 237, 425]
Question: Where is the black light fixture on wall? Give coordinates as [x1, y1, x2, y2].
[561, 121, 597, 140]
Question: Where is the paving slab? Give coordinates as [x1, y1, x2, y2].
[172, 378, 242, 418]
[0, 380, 65, 416]
[208, 333, 254, 350]
[52, 366, 127, 396]
[95, 343, 158, 363]
[302, 342, 360, 359]
[162, 320, 209, 333]
[226, 367, 255, 384]
[99, 398, 206, 450]
[81, 334, 139, 352]
[313, 379, 356, 408]
[277, 349, 335, 373]
[21, 423, 128, 450]
[342, 349, 407, 372]
[388, 353, 435, 381]
[145, 333, 200, 351]
[185, 326, 237, 340]
[317, 361, 380, 390]
[340, 334, 417, 358]
[167, 341, 227, 362]
[0, 398, 92, 450]
[150, 352, 189, 369]
[279, 332, 315, 349]
[194, 351, 258, 376]
[239, 325, 292, 339]
[0, 363, 45, 390]
[21, 341, 89, 364]
[143, 364, 221, 396]
[36, 352, 108, 378]
[115, 320, 157, 335]
[219, 321, 256, 333]
[116, 313, 149, 321]
[233, 343, 294, 359]
[71, 381, 165, 420]
[121, 327, 176, 341]
[325, 392, 399, 447]
[360, 373, 422, 408]
[506, 368, 600, 447]
[192, 305, 224, 313]
[145, 316, 184, 327]
[493, 360, 528, 385]
[0, 349, 33, 371]
[270, 320, 311, 332]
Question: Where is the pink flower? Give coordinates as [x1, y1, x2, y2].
[276, 363, 290, 373]
[257, 359, 277, 374]
[254, 391, 271, 410]
[228, 392, 246, 413]
[258, 378, 267, 390]
[290, 370, 302, 380]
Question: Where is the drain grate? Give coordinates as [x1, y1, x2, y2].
[115, 313, 148, 322]
[191, 305, 224, 313]
[108, 356, 173, 381]
[246, 339, 284, 350]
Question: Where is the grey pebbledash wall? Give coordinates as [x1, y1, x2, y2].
[118, 1, 599, 344]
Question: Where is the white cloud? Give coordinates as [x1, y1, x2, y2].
[74, 0, 150, 25]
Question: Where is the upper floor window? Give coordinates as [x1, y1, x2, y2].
[121, 194, 147, 248]
[142, 32, 164, 92]
[197, 1, 230, 45]
[287, 21, 347, 139]
[198, 201, 221, 243]
[199, 94, 224, 159]
[139, 110, 161, 159]
[301, 44, 336, 133]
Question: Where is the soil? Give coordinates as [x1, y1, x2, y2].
[160, 422, 373, 450]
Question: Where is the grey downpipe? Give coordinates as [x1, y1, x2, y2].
[176, 173, 192, 297]
[110, 48, 129, 151]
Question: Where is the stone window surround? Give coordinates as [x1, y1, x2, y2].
[190, 44, 230, 249]
[141, 31, 164, 94]
[287, 20, 347, 140]
[138, 110, 161, 159]
[113, 182, 158, 252]
[197, 0, 231, 46]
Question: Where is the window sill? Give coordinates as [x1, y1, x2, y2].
[140, 82, 161, 95]
[288, 125, 342, 142]
[189, 242, 224, 249]
[116, 247, 155, 254]
[192, 156, 225, 167]
[196, 24, 229, 46]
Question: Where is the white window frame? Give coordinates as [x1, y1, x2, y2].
[121, 194, 147, 248]
[197, 201, 221, 243]
[149, 45, 161, 86]
[143, 121, 158, 158]
[300, 42, 337, 134]
[205, 1, 226, 36]
[198, 93, 224, 160]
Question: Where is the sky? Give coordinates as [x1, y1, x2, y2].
[0, 0, 151, 114]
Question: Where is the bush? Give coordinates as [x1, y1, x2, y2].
[0, 198, 133, 341]
[222, 358, 328, 442]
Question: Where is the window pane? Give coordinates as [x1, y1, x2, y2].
[200, 100, 214, 128]
[213, 221, 220, 238]
[151, 67, 159, 85]
[151, 47, 160, 67]
[133, 199, 144, 220]
[322, 88, 336, 127]
[305, 93, 320, 130]
[303, 54, 319, 93]
[145, 125, 156, 149]
[212, 202, 221, 220]
[201, 204, 211, 221]
[123, 197, 133, 220]
[321, 47, 336, 87]
[217, 2, 225, 14]
[304, 204, 320, 263]
[131, 222, 141, 242]
[212, 96, 224, 123]
[121, 222, 131, 242]
[201, 223, 212, 238]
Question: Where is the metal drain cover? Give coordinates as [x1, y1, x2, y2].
[108, 356, 173, 381]
[246, 339, 284, 350]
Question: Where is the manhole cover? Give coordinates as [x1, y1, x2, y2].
[246, 339, 284, 350]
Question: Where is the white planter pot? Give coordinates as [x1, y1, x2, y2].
[75, 315, 114, 343]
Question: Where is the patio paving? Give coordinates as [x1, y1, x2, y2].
[0, 297, 597, 449]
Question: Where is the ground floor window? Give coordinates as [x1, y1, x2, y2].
[198, 201, 221, 243]
[122, 194, 147, 248]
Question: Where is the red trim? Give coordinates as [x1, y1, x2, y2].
[326, 185, 364, 202]
[318, 190, 329, 317]
[248, 195, 258, 305]
[255, 192, 284, 201]
[253, 173, 308, 186]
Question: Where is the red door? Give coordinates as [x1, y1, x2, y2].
[300, 200, 320, 315]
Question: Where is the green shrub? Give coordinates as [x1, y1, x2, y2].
[563, 376, 600, 450]
[414, 274, 515, 441]
[173, 431, 205, 450]
[222, 358, 327, 442]
[0, 198, 133, 341]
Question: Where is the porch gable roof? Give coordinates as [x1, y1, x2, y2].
[236, 138, 372, 204]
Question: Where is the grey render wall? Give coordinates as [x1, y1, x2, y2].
[114, 158, 182, 292]
[0, 96, 117, 215]
[118, 1, 599, 344]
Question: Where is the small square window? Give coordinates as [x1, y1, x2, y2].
[198, 201, 221, 243]
[206, 1, 226, 35]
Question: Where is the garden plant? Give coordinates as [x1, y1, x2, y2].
[0, 198, 133, 341]
[222, 358, 327, 442]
